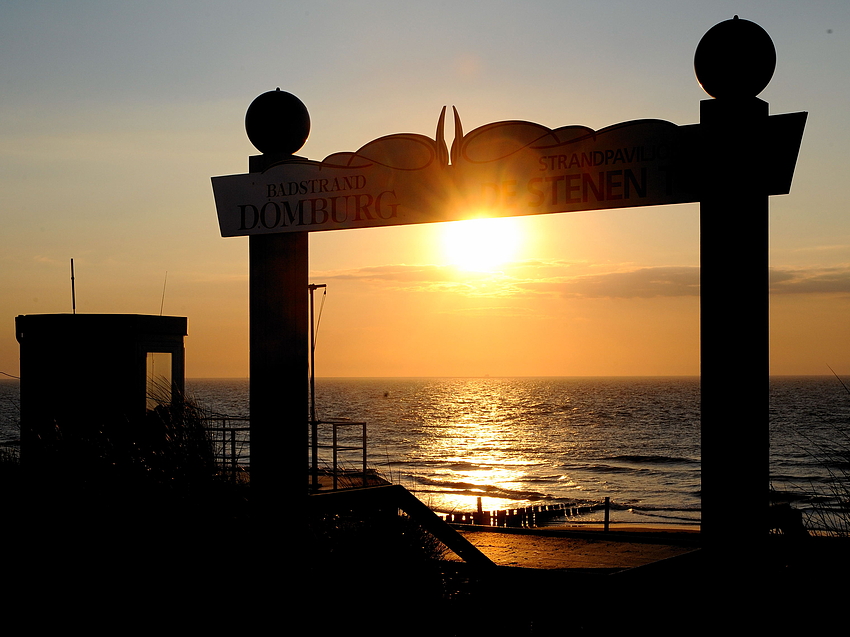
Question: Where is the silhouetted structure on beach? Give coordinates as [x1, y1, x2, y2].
[15, 313, 186, 466]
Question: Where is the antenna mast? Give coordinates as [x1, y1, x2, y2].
[309, 282, 327, 491]
[160, 271, 168, 316]
[70, 258, 76, 314]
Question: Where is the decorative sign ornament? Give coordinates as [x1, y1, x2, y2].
[213, 104, 804, 237]
[694, 16, 776, 99]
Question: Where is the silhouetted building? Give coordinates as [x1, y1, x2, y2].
[15, 314, 187, 465]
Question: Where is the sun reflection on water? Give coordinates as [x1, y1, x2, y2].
[410, 379, 557, 512]
[310, 376, 703, 522]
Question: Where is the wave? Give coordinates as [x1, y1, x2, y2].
[574, 463, 651, 475]
[603, 454, 699, 465]
[412, 476, 553, 502]
[623, 502, 701, 513]
[621, 509, 701, 522]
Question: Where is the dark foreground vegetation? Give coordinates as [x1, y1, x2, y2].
[1, 397, 253, 629]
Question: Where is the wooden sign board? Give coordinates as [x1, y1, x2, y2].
[451, 118, 696, 218]
[212, 132, 451, 237]
[212, 109, 805, 237]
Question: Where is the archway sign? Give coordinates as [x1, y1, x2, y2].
[214, 99, 802, 238]
[212, 17, 805, 558]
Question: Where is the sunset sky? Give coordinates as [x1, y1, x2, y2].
[2, 1, 849, 378]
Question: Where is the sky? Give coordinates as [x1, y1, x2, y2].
[1, 0, 849, 378]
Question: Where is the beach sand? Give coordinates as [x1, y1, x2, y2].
[454, 525, 700, 570]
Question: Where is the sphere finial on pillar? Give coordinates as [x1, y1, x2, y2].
[694, 16, 776, 99]
[245, 88, 311, 155]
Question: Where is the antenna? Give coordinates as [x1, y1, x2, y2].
[309, 282, 327, 491]
[70, 258, 76, 314]
[159, 271, 168, 316]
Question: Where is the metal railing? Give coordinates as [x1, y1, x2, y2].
[309, 418, 368, 491]
[202, 415, 370, 490]
[203, 416, 249, 482]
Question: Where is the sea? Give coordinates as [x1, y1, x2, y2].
[2, 376, 849, 532]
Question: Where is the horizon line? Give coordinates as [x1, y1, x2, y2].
[180, 373, 846, 380]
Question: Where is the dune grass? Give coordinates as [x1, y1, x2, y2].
[793, 373, 850, 537]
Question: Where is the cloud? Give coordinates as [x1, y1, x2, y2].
[324, 264, 458, 283]
[316, 262, 850, 300]
[318, 261, 701, 299]
[32, 255, 66, 265]
[319, 263, 526, 296]
[559, 264, 850, 298]
[436, 305, 539, 317]
[770, 265, 850, 295]
[555, 266, 699, 299]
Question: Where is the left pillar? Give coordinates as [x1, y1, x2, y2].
[244, 89, 312, 509]
[249, 230, 308, 506]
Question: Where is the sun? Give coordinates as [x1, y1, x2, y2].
[441, 216, 523, 272]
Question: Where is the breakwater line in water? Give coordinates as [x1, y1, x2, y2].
[440, 500, 606, 528]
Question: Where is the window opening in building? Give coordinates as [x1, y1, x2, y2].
[146, 351, 172, 410]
